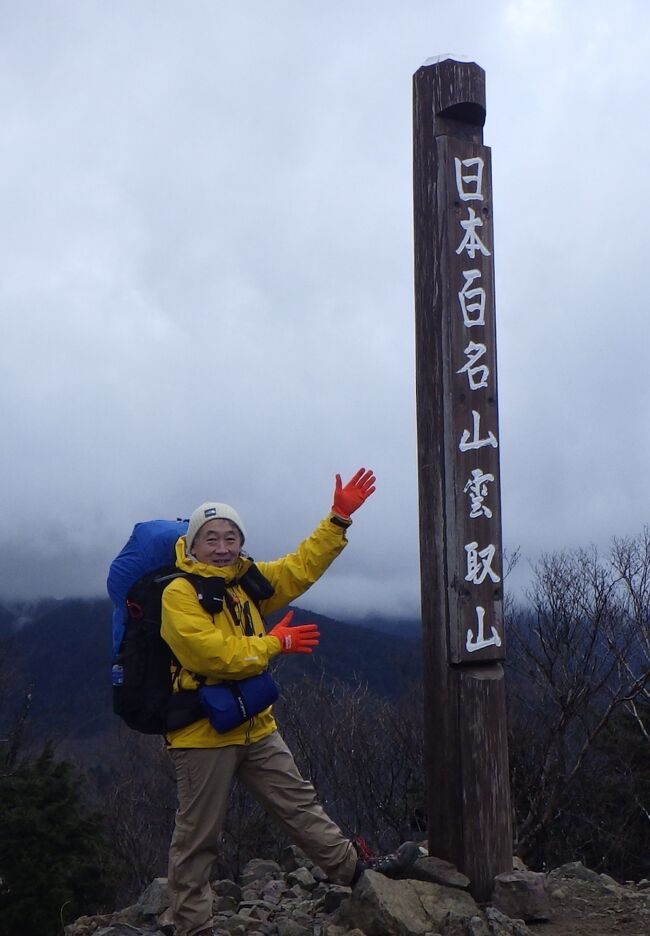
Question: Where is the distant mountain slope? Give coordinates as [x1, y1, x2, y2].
[348, 615, 421, 638]
[2, 597, 421, 746]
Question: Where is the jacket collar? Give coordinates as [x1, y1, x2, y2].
[174, 536, 252, 582]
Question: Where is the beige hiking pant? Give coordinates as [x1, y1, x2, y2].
[168, 730, 358, 936]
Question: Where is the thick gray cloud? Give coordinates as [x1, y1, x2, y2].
[1, 0, 649, 616]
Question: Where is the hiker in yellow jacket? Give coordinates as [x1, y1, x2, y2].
[161, 469, 418, 936]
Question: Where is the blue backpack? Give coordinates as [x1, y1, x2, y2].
[108, 519, 188, 660]
[108, 519, 274, 734]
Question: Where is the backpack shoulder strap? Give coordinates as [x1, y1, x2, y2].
[182, 574, 227, 614]
[235, 563, 275, 607]
[127, 568, 227, 616]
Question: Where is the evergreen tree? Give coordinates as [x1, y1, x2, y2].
[0, 744, 116, 936]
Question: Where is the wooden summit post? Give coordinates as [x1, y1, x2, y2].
[413, 56, 512, 901]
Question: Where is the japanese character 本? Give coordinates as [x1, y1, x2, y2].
[456, 207, 491, 259]
[459, 410, 498, 452]
[463, 468, 495, 519]
[466, 606, 502, 653]
[458, 269, 486, 327]
[465, 541, 501, 585]
[454, 156, 485, 201]
[457, 341, 489, 390]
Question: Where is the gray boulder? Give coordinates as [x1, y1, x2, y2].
[338, 868, 480, 935]
[549, 860, 601, 882]
[136, 877, 170, 917]
[491, 870, 550, 922]
[409, 855, 471, 890]
[484, 906, 531, 935]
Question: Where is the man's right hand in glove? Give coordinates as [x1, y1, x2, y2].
[269, 610, 320, 654]
[332, 468, 376, 520]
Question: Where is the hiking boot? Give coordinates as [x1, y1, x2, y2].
[352, 840, 420, 884]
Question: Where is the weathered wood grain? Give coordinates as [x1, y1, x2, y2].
[413, 57, 512, 902]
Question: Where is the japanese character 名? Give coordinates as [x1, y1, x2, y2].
[458, 269, 486, 327]
[466, 606, 502, 653]
[457, 341, 489, 390]
[456, 207, 491, 259]
[454, 156, 485, 202]
[463, 468, 495, 519]
[459, 410, 498, 452]
[465, 541, 501, 585]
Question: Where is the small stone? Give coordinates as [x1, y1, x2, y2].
[93, 927, 150, 936]
[240, 899, 278, 923]
[311, 882, 330, 901]
[214, 879, 243, 900]
[600, 873, 621, 888]
[466, 914, 491, 936]
[253, 923, 275, 936]
[157, 906, 175, 930]
[280, 845, 313, 872]
[276, 919, 311, 936]
[322, 885, 351, 913]
[240, 859, 283, 887]
[214, 895, 239, 913]
[110, 905, 141, 926]
[320, 924, 348, 936]
[263, 878, 288, 899]
[220, 913, 262, 934]
[288, 867, 317, 890]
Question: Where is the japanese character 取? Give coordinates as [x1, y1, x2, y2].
[454, 156, 484, 201]
[464, 541, 501, 585]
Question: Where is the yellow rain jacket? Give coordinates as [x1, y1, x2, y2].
[161, 513, 350, 748]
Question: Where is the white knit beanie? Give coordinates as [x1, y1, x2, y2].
[186, 502, 246, 551]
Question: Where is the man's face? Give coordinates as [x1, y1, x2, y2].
[191, 519, 243, 567]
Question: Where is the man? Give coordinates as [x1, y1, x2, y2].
[161, 469, 418, 936]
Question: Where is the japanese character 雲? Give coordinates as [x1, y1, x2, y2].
[463, 468, 495, 519]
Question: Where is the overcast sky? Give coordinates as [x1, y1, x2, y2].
[2, 0, 649, 617]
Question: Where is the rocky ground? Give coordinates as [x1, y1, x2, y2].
[64, 851, 650, 936]
[532, 864, 650, 936]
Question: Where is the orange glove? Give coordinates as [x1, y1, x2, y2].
[332, 468, 376, 519]
[269, 610, 320, 654]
